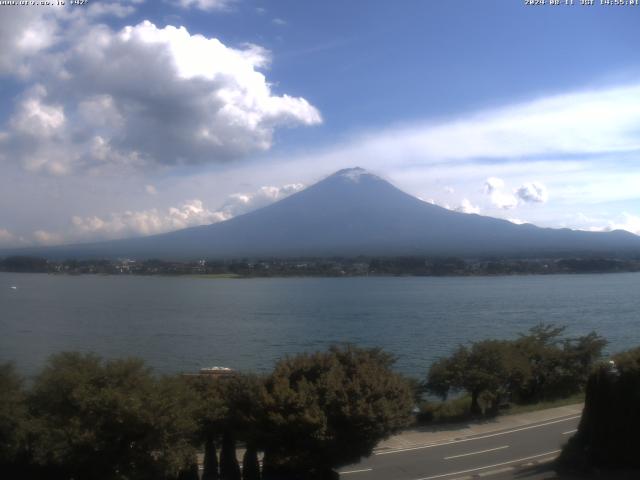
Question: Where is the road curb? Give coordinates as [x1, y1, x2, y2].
[374, 404, 583, 455]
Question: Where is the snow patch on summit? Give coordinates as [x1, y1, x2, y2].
[336, 167, 375, 183]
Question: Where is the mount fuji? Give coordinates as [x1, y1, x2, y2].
[6, 168, 640, 260]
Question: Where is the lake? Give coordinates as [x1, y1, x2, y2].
[1, 272, 639, 378]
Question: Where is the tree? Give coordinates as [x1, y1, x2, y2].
[560, 331, 607, 392]
[188, 372, 264, 480]
[28, 352, 199, 480]
[217, 374, 265, 480]
[202, 434, 220, 480]
[150, 375, 202, 478]
[427, 340, 527, 415]
[0, 363, 29, 471]
[512, 324, 566, 402]
[188, 374, 229, 480]
[177, 459, 200, 480]
[260, 345, 413, 479]
[242, 445, 261, 480]
[558, 346, 640, 473]
[427, 325, 607, 414]
[219, 430, 241, 480]
[0, 256, 48, 273]
[514, 324, 606, 402]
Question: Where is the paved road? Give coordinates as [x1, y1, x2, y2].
[338, 413, 580, 480]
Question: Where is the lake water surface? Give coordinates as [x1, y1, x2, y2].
[1, 272, 639, 378]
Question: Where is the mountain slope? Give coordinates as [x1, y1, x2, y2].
[6, 168, 640, 259]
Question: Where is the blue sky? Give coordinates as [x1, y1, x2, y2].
[0, 0, 639, 246]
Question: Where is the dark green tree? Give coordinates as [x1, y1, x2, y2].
[260, 345, 413, 479]
[177, 458, 200, 480]
[202, 434, 220, 480]
[514, 324, 606, 402]
[0, 363, 29, 472]
[219, 430, 241, 480]
[427, 340, 527, 415]
[151, 375, 202, 477]
[188, 375, 229, 480]
[242, 445, 261, 480]
[558, 346, 640, 473]
[218, 374, 265, 480]
[188, 372, 265, 480]
[427, 325, 607, 414]
[28, 352, 199, 480]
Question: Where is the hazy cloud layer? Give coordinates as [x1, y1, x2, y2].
[177, 0, 233, 11]
[355, 84, 640, 163]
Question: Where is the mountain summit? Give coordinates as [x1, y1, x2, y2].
[9, 168, 640, 259]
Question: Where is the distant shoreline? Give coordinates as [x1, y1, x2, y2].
[3, 270, 640, 280]
[3, 254, 640, 278]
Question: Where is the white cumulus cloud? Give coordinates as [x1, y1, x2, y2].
[0, 2, 139, 77]
[455, 198, 480, 214]
[33, 230, 64, 246]
[484, 177, 504, 195]
[216, 183, 305, 218]
[590, 213, 640, 236]
[483, 177, 518, 210]
[69, 199, 226, 240]
[0, 17, 321, 174]
[0, 9, 59, 76]
[516, 182, 548, 203]
[0, 228, 30, 248]
[0, 228, 17, 247]
[30, 183, 305, 245]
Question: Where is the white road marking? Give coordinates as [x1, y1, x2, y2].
[562, 429, 577, 435]
[376, 415, 580, 455]
[340, 468, 373, 475]
[444, 445, 509, 460]
[477, 467, 512, 477]
[413, 449, 561, 480]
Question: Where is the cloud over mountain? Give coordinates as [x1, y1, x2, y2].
[27, 183, 305, 246]
[10, 168, 639, 260]
[0, 229, 20, 247]
[516, 182, 548, 203]
[482, 177, 548, 210]
[484, 177, 518, 210]
[455, 198, 480, 214]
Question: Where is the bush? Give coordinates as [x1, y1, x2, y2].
[416, 396, 472, 424]
[557, 347, 640, 473]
